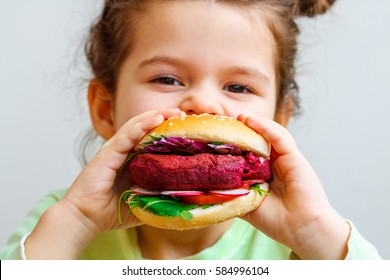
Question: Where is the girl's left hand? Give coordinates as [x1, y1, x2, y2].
[238, 115, 351, 259]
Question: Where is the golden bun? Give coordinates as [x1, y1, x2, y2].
[135, 114, 270, 158]
[130, 184, 268, 230]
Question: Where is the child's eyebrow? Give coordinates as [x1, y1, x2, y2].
[225, 66, 270, 85]
[138, 55, 187, 69]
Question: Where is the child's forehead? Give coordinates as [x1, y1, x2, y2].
[134, 1, 274, 45]
[130, 1, 275, 59]
[139, 0, 270, 27]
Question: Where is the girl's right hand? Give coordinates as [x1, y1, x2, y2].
[25, 108, 184, 259]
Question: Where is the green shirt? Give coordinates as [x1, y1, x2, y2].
[0, 189, 382, 260]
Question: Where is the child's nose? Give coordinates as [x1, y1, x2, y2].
[178, 87, 225, 116]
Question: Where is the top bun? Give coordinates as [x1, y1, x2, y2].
[135, 114, 270, 158]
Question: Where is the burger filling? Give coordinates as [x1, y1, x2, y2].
[118, 136, 271, 223]
[129, 152, 271, 190]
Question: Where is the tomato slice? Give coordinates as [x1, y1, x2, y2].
[178, 194, 237, 205]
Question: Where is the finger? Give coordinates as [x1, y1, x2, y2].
[243, 116, 298, 156]
[97, 109, 183, 170]
[161, 108, 186, 119]
[237, 114, 248, 123]
[109, 108, 184, 152]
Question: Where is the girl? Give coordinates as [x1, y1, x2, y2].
[0, 0, 381, 259]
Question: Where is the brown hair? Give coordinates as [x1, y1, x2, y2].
[80, 0, 336, 164]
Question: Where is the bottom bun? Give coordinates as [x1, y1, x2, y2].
[130, 184, 268, 230]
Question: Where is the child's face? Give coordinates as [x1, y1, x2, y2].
[112, 1, 279, 130]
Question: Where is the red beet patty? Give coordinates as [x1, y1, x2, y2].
[128, 152, 271, 190]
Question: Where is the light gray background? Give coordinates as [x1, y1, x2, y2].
[0, 0, 389, 259]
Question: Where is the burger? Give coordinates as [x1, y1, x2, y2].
[119, 113, 271, 230]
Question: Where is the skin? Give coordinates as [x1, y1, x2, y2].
[25, 1, 350, 259]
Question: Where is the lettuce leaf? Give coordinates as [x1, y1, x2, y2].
[251, 183, 270, 196]
[139, 196, 198, 219]
[119, 191, 199, 224]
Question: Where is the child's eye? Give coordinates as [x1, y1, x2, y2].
[150, 76, 183, 86]
[223, 84, 253, 94]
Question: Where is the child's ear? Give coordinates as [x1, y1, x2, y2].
[88, 80, 116, 140]
[274, 97, 294, 127]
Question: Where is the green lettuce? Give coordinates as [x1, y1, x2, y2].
[118, 190, 198, 225]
